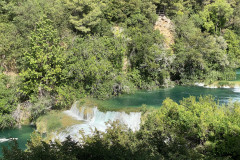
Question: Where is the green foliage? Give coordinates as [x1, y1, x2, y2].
[2, 0, 240, 129]
[55, 85, 85, 108]
[20, 17, 66, 98]
[1, 0, 70, 72]
[217, 81, 232, 87]
[200, 0, 233, 34]
[126, 25, 169, 86]
[65, 0, 105, 34]
[143, 96, 240, 159]
[173, 14, 233, 83]
[0, 73, 17, 129]
[29, 96, 54, 122]
[13, 0, 68, 36]
[0, 22, 21, 71]
[3, 96, 240, 159]
[232, 2, 240, 34]
[103, 0, 157, 25]
[204, 69, 236, 84]
[224, 29, 240, 68]
[66, 36, 128, 99]
[1, 0, 239, 99]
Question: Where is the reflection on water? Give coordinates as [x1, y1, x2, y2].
[100, 86, 240, 108]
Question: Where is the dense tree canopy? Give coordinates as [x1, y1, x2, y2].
[0, 74, 17, 128]
[1, 0, 239, 98]
[20, 18, 65, 99]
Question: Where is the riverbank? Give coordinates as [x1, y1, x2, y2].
[195, 81, 240, 89]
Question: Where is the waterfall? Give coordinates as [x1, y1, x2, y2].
[56, 102, 141, 141]
[64, 102, 94, 121]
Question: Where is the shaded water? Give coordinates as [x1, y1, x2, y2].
[0, 126, 35, 157]
[99, 86, 240, 108]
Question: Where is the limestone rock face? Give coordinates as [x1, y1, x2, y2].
[154, 16, 175, 49]
[12, 102, 31, 126]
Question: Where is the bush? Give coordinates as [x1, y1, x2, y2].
[217, 81, 230, 87]
[29, 96, 54, 122]
[36, 111, 63, 133]
[0, 73, 18, 129]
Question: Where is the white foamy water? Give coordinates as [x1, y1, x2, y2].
[195, 83, 205, 87]
[233, 88, 240, 93]
[0, 138, 9, 143]
[0, 138, 17, 143]
[56, 102, 141, 141]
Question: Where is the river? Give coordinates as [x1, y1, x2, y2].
[0, 125, 35, 157]
[1, 85, 240, 157]
[98, 86, 240, 108]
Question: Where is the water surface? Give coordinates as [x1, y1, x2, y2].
[100, 86, 240, 108]
[0, 125, 35, 157]
[2, 85, 240, 156]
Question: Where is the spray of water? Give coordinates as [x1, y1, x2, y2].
[55, 102, 141, 141]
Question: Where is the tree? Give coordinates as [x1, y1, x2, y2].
[20, 17, 65, 98]
[103, 0, 157, 25]
[200, 0, 233, 34]
[0, 22, 21, 71]
[173, 14, 230, 83]
[65, 0, 105, 34]
[0, 73, 17, 129]
[224, 29, 240, 68]
[232, 2, 240, 33]
[65, 36, 127, 99]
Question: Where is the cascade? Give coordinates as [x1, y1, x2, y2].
[56, 102, 141, 141]
[64, 102, 95, 121]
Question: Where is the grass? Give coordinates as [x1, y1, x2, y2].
[79, 98, 157, 121]
[36, 110, 83, 134]
[89, 97, 156, 113]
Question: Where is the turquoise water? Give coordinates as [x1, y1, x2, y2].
[1, 85, 240, 156]
[100, 86, 240, 108]
[231, 68, 240, 81]
[0, 125, 35, 157]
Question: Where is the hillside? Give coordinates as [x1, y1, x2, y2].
[154, 15, 175, 48]
[1, 0, 240, 159]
